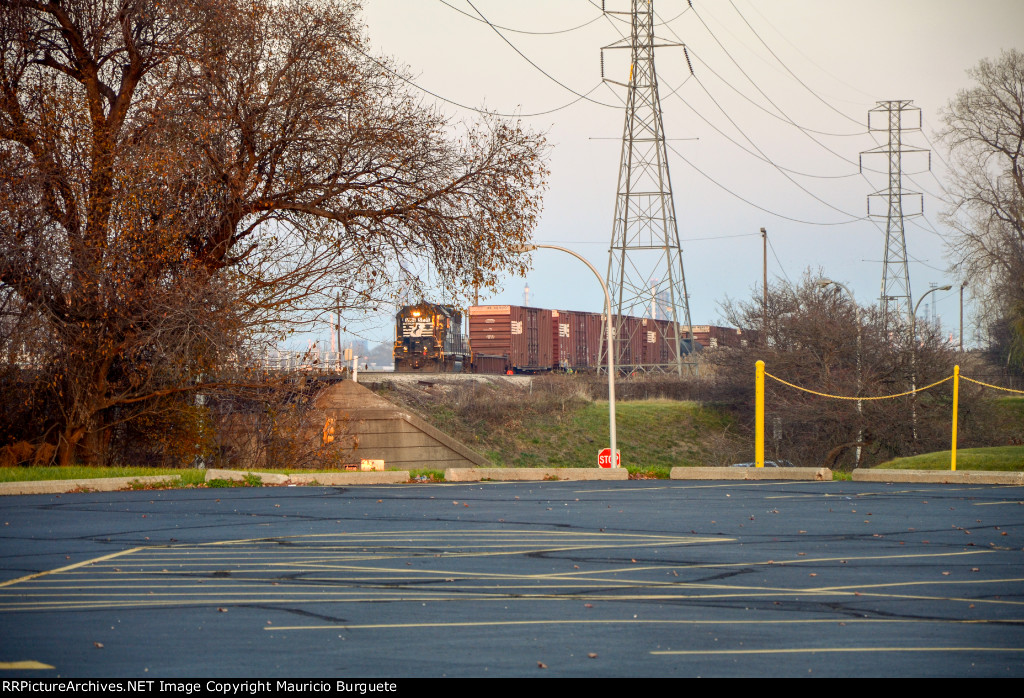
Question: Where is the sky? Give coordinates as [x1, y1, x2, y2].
[321, 0, 1024, 350]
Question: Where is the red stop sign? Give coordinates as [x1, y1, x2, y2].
[598, 448, 621, 468]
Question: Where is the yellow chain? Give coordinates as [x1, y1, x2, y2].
[764, 372, 953, 400]
[961, 376, 1024, 395]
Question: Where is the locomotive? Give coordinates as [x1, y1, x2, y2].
[393, 302, 469, 372]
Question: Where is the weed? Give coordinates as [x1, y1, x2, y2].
[409, 469, 445, 483]
[206, 478, 238, 488]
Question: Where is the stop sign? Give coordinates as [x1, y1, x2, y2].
[598, 448, 621, 468]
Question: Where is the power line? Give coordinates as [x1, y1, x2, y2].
[663, 139, 865, 226]
[539, 231, 762, 245]
[739, 1, 878, 103]
[686, 74, 869, 217]
[465, 0, 621, 109]
[437, 0, 604, 35]
[684, 9, 879, 169]
[662, 76, 861, 179]
[352, 42, 608, 118]
[725, 0, 866, 128]
[587, 0, 693, 28]
[766, 234, 793, 284]
[598, 2, 871, 223]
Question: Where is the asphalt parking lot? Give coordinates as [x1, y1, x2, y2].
[1, 480, 1022, 677]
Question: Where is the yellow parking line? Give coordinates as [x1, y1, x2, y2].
[652, 647, 1024, 656]
[0, 548, 143, 588]
[0, 661, 55, 670]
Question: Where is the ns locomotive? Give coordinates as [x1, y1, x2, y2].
[393, 302, 469, 372]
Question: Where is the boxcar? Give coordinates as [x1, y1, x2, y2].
[468, 305, 553, 374]
[552, 309, 604, 370]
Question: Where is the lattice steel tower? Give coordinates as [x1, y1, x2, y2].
[860, 100, 928, 331]
[600, 0, 692, 375]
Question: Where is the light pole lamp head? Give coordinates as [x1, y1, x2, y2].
[816, 278, 834, 289]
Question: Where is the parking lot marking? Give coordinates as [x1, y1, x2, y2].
[0, 548, 142, 589]
[651, 647, 1024, 656]
[0, 661, 55, 670]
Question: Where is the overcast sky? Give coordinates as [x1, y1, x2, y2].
[324, 0, 1024, 349]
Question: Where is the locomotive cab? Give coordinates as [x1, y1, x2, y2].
[394, 303, 467, 372]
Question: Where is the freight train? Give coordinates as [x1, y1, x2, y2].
[395, 303, 751, 374]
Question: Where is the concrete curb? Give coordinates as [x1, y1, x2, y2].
[3, 468, 1022, 496]
[670, 466, 833, 481]
[852, 469, 1024, 485]
[0, 475, 181, 496]
[204, 469, 411, 486]
[444, 467, 629, 482]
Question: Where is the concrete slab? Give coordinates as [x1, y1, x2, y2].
[670, 466, 832, 481]
[0, 475, 181, 496]
[314, 381, 491, 469]
[205, 468, 291, 485]
[204, 469, 410, 485]
[284, 471, 410, 485]
[444, 467, 629, 482]
[852, 469, 1024, 485]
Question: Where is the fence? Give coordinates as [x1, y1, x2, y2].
[754, 360, 1024, 470]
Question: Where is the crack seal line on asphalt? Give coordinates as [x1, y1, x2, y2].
[586, 482, 790, 494]
[193, 529, 715, 546]
[262, 618, 1024, 632]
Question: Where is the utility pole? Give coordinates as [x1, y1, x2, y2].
[599, 0, 693, 376]
[861, 100, 929, 332]
[761, 227, 767, 332]
[959, 281, 967, 351]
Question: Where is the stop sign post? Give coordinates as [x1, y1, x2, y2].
[598, 448, 621, 469]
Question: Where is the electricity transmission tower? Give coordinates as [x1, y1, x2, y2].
[600, 0, 692, 376]
[860, 100, 929, 332]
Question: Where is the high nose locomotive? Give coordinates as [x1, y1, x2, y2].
[393, 303, 469, 372]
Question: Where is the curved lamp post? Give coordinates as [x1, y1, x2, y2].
[910, 284, 953, 441]
[818, 278, 863, 467]
[512, 244, 618, 467]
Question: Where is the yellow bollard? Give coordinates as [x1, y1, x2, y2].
[951, 365, 959, 471]
[756, 360, 765, 467]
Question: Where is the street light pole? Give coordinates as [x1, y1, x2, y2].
[513, 244, 618, 468]
[818, 278, 863, 467]
[910, 284, 953, 441]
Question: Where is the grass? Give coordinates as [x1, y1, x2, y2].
[0, 466, 207, 486]
[876, 445, 1024, 470]
[368, 376, 746, 470]
[486, 399, 739, 469]
[625, 464, 672, 479]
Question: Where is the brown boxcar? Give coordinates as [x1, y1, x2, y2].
[469, 305, 553, 373]
[552, 309, 605, 370]
[682, 324, 753, 349]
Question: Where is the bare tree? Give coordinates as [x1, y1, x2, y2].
[940, 49, 1024, 370]
[710, 273, 963, 469]
[0, 0, 548, 464]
